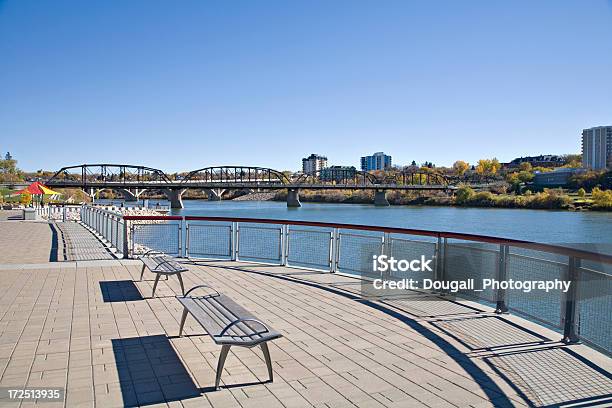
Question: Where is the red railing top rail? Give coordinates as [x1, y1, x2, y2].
[121, 215, 612, 264]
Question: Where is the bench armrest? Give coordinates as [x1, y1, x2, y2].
[153, 259, 186, 272]
[141, 249, 166, 257]
[183, 285, 221, 297]
[220, 318, 270, 336]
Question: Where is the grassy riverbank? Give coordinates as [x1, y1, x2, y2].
[273, 187, 612, 211]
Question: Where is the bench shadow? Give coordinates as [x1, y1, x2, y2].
[100, 280, 144, 302]
[112, 335, 201, 406]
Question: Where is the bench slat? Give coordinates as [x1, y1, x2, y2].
[142, 256, 187, 273]
[178, 294, 281, 346]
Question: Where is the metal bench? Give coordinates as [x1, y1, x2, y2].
[177, 285, 283, 390]
[139, 251, 188, 297]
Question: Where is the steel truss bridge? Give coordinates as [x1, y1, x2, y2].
[45, 164, 492, 208]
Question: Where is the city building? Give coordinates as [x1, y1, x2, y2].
[506, 155, 564, 168]
[533, 168, 585, 188]
[360, 152, 392, 171]
[302, 154, 328, 175]
[582, 126, 612, 170]
[320, 166, 357, 182]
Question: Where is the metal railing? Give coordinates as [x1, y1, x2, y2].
[35, 204, 82, 221]
[81, 207, 612, 356]
[80, 206, 127, 256]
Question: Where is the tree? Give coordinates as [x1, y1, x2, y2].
[452, 160, 469, 175]
[476, 159, 500, 175]
[562, 154, 582, 168]
[518, 162, 532, 172]
[0, 157, 24, 182]
[455, 185, 474, 204]
[577, 188, 586, 198]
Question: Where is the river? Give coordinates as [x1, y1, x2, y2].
[148, 200, 612, 244]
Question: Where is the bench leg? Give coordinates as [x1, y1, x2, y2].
[139, 264, 146, 281]
[215, 345, 231, 390]
[152, 273, 162, 297]
[178, 308, 188, 336]
[176, 273, 185, 296]
[260, 342, 273, 383]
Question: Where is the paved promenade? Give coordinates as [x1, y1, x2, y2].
[0, 218, 53, 264]
[0, 220, 610, 407]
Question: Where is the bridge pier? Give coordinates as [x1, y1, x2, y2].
[374, 190, 390, 206]
[117, 188, 139, 202]
[163, 188, 186, 209]
[203, 188, 225, 201]
[287, 188, 301, 208]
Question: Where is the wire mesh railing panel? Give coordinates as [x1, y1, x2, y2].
[188, 223, 232, 258]
[577, 267, 612, 354]
[287, 228, 332, 270]
[131, 222, 180, 257]
[337, 232, 383, 278]
[389, 237, 437, 281]
[506, 253, 566, 328]
[238, 225, 281, 262]
[444, 243, 498, 303]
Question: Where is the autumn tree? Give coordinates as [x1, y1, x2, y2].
[475, 158, 500, 175]
[452, 160, 469, 175]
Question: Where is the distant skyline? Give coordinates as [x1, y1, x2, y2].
[1, 1, 611, 172]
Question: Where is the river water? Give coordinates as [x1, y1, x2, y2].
[161, 200, 612, 244]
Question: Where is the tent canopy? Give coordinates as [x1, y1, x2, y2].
[14, 181, 61, 196]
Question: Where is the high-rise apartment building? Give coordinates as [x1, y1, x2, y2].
[582, 126, 612, 170]
[302, 154, 328, 175]
[360, 152, 392, 171]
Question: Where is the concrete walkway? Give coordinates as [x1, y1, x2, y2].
[0, 259, 609, 407]
[0, 220, 53, 264]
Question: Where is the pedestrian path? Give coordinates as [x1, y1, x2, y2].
[53, 221, 115, 261]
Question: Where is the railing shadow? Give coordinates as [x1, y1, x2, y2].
[100, 280, 144, 302]
[48, 223, 62, 262]
[216, 263, 612, 408]
[484, 347, 612, 407]
[430, 315, 551, 351]
[111, 335, 201, 406]
[216, 264, 516, 406]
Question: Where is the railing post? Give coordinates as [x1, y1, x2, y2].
[562, 256, 581, 344]
[232, 222, 240, 261]
[185, 220, 190, 258]
[382, 232, 391, 279]
[331, 228, 340, 273]
[496, 245, 509, 313]
[281, 224, 289, 266]
[180, 216, 185, 258]
[434, 236, 443, 283]
[62, 206, 66, 222]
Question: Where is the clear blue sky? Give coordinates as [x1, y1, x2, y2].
[1, 0, 611, 173]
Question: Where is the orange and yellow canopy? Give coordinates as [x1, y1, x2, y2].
[14, 181, 61, 196]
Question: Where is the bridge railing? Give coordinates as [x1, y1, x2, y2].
[80, 208, 612, 356]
